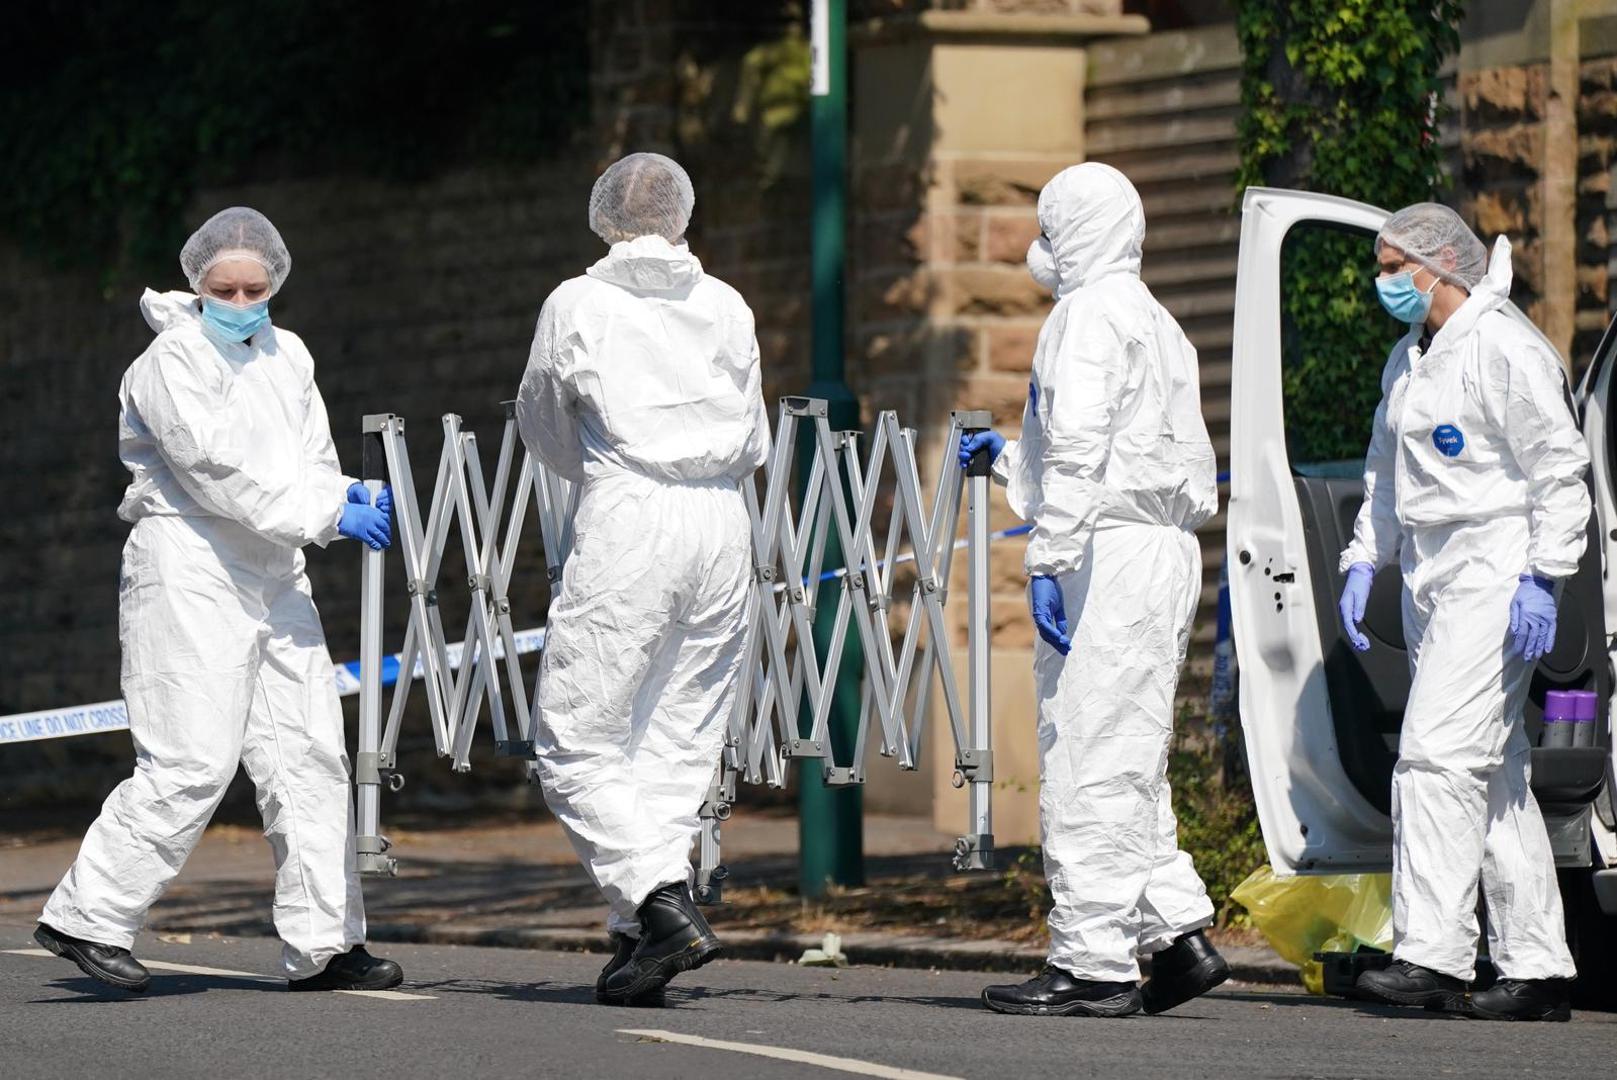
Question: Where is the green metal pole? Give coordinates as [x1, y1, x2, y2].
[799, 0, 864, 898]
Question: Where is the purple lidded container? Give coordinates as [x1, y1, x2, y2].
[1541, 690, 1577, 748]
[1571, 690, 1599, 748]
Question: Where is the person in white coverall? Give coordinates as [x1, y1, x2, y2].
[36, 207, 403, 994]
[516, 153, 768, 1007]
[963, 163, 1230, 1018]
[1338, 203, 1584, 1022]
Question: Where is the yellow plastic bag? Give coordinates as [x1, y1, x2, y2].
[1231, 865, 1393, 994]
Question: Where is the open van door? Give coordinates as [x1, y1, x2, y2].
[1227, 187, 1613, 882]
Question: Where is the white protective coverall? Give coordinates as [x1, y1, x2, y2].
[993, 163, 1220, 981]
[1340, 237, 1584, 982]
[42, 289, 365, 978]
[516, 234, 769, 937]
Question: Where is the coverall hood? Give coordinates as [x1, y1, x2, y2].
[587, 235, 705, 294]
[1038, 162, 1144, 295]
[1431, 236, 1512, 347]
[989, 163, 1219, 981]
[139, 289, 203, 334]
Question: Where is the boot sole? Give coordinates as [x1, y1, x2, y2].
[287, 970, 406, 992]
[981, 988, 1143, 1018]
[1467, 1002, 1571, 1022]
[1354, 982, 1465, 1012]
[596, 970, 665, 1007]
[599, 937, 722, 1005]
[1141, 956, 1232, 1015]
[34, 926, 149, 993]
[595, 988, 668, 1007]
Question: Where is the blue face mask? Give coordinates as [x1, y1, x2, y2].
[1375, 270, 1437, 325]
[201, 297, 271, 342]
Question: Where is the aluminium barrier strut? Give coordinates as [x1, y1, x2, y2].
[353, 398, 997, 891]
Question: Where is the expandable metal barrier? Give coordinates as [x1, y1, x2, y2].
[353, 398, 998, 897]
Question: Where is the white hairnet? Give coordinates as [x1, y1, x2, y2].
[1375, 202, 1488, 289]
[179, 207, 291, 294]
[588, 153, 694, 244]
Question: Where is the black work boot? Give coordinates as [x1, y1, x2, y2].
[1469, 978, 1572, 1022]
[595, 932, 666, 1007]
[288, 945, 404, 991]
[981, 965, 1142, 1017]
[1141, 929, 1231, 1014]
[34, 923, 150, 993]
[599, 882, 722, 1004]
[1354, 959, 1465, 1011]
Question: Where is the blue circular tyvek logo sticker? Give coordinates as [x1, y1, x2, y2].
[1432, 424, 1465, 457]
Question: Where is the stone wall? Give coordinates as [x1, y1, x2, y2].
[1578, 55, 1617, 349]
[1458, 66, 1557, 337]
[1456, 12, 1617, 375]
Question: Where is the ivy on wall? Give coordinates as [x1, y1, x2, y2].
[1235, 0, 1465, 463]
[1, 1, 590, 284]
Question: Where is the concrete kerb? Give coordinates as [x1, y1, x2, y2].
[365, 921, 1301, 987]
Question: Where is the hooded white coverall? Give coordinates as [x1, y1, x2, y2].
[42, 290, 365, 978]
[1340, 238, 1583, 982]
[516, 235, 769, 937]
[993, 163, 1219, 981]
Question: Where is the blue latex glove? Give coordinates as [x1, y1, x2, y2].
[338, 489, 392, 551]
[1029, 575, 1071, 655]
[1509, 575, 1558, 662]
[958, 431, 1006, 471]
[1339, 562, 1373, 653]
[347, 481, 393, 519]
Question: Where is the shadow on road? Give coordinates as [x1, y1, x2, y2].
[409, 976, 598, 1006]
[30, 972, 275, 1002]
[1215, 988, 1471, 1022]
[681, 984, 987, 1012]
[415, 973, 990, 1014]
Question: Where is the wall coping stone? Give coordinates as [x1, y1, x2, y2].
[852, 11, 1149, 47]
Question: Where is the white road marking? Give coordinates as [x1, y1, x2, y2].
[4, 948, 433, 1000]
[619, 1029, 963, 1080]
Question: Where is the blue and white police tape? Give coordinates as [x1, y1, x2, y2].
[329, 625, 550, 697]
[786, 523, 1032, 590]
[0, 700, 134, 747]
[0, 629, 554, 747]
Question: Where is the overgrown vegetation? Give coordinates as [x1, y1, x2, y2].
[1235, 0, 1465, 463]
[1, 1, 590, 282]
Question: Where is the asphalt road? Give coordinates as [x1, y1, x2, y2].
[1, 924, 1611, 1080]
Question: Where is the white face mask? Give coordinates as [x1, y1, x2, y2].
[1026, 235, 1059, 294]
